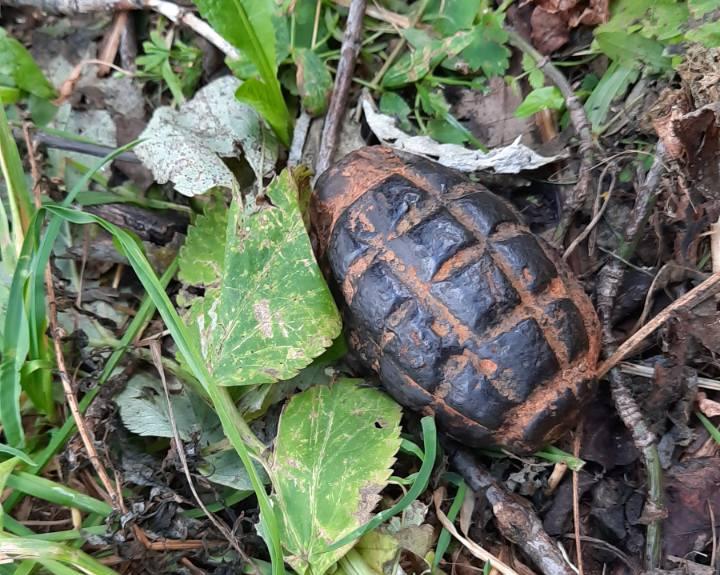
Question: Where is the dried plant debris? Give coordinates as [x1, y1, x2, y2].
[361, 93, 561, 174]
[135, 76, 279, 196]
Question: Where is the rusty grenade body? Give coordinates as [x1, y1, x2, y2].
[312, 146, 601, 453]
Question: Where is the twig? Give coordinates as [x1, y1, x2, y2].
[97, 11, 129, 76]
[504, 28, 594, 244]
[46, 237, 121, 510]
[450, 447, 576, 575]
[288, 111, 312, 167]
[315, 0, 366, 177]
[332, 0, 410, 29]
[620, 361, 720, 391]
[24, 130, 140, 163]
[148, 341, 253, 563]
[598, 271, 720, 378]
[596, 145, 667, 344]
[433, 489, 520, 575]
[563, 164, 616, 260]
[608, 369, 663, 569]
[3, 0, 239, 59]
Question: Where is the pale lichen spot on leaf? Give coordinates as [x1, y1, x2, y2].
[253, 299, 273, 339]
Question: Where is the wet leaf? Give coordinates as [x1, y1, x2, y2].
[178, 199, 228, 286]
[135, 76, 278, 196]
[515, 86, 565, 117]
[296, 49, 333, 116]
[186, 169, 341, 386]
[272, 379, 402, 575]
[0, 28, 56, 100]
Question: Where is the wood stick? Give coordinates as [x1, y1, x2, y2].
[315, 0, 366, 176]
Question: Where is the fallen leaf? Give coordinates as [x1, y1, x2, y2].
[135, 76, 278, 196]
[531, 7, 569, 54]
[698, 393, 720, 418]
[361, 92, 562, 174]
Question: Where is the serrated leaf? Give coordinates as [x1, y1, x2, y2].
[178, 199, 228, 285]
[296, 49, 333, 116]
[116, 373, 223, 442]
[0, 28, 56, 100]
[186, 169, 341, 386]
[515, 86, 564, 118]
[382, 31, 473, 88]
[460, 15, 510, 77]
[594, 31, 671, 70]
[135, 76, 278, 196]
[522, 52, 544, 90]
[272, 379, 403, 575]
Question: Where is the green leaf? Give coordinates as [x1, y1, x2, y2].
[584, 62, 638, 130]
[198, 448, 269, 491]
[178, 199, 228, 285]
[596, 0, 687, 41]
[193, 0, 290, 145]
[594, 31, 671, 70]
[686, 21, 720, 46]
[522, 52, 544, 90]
[186, 169, 341, 386]
[272, 379, 403, 575]
[295, 49, 333, 116]
[379, 92, 412, 132]
[0, 28, 56, 100]
[460, 13, 510, 76]
[429, 0, 482, 35]
[0, 457, 20, 530]
[383, 31, 473, 88]
[515, 86, 564, 118]
[689, 0, 720, 17]
[115, 373, 222, 442]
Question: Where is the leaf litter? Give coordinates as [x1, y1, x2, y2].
[4, 2, 720, 575]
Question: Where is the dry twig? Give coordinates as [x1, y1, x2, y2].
[598, 271, 720, 377]
[433, 489, 520, 575]
[504, 28, 595, 244]
[315, 0, 366, 176]
[450, 447, 576, 575]
[97, 10, 129, 76]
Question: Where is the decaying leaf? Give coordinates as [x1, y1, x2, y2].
[198, 449, 269, 491]
[272, 379, 402, 575]
[296, 48, 333, 116]
[361, 92, 561, 173]
[135, 76, 278, 196]
[186, 169, 342, 386]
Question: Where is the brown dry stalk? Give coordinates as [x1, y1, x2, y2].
[572, 430, 584, 575]
[433, 488, 520, 575]
[315, 0, 367, 176]
[97, 10, 129, 76]
[598, 271, 720, 378]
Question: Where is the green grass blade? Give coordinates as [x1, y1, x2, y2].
[42, 204, 284, 575]
[433, 480, 467, 567]
[0, 104, 32, 256]
[328, 416, 438, 550]
[5, 472, 112, 516]
[0, 533, 119, 575]
[2, 259, 178, 515]
[697, 412, 720, 444]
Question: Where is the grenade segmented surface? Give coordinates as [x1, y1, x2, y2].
[312, 146, 601, 453]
